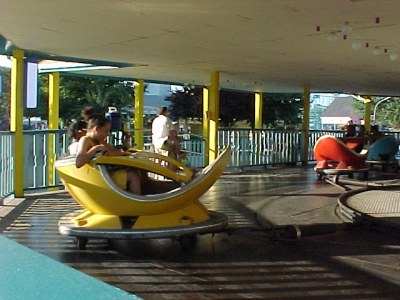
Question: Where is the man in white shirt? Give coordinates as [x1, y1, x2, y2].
[152, 107, 172, 154]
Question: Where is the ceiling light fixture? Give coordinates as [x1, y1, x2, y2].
[351, 41, 362, 50]
[372, 47, 383, 55]
[341, 22, 352, 35]
[389, 52, 398, 61]
[327, 32, 339, 41]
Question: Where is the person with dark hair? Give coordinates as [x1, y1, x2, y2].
[76, 114, 142, 194]
[81, 106, 95, 122]
[68, 120, 87, 155]
[344, 124, 356, 138]
[369, 124, 384, 144]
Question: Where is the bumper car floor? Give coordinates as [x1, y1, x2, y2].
[2, 167, 400, 299]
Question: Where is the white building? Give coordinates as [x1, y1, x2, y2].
[320, 96, 362, 130]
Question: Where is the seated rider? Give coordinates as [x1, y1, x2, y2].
[344, 122, 356, 138]
[165, 129, 182, 160]
[68, 120, 87, 156]
[369, 125, 384, 144]
[81, 106, 95, 123]
[76, 114, 142, 195]
[342, 124, 364, 153]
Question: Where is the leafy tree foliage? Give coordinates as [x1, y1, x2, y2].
[165, 86, 203, 120]
[378, 100, 400, 129]
[26, 75, 134, 125]
[353, 97, 400, 129]
[262, 93, 303, 128]
[220, 90, 253, 127]
[0, 67, 11, 130]
[166, 86, 302, 128]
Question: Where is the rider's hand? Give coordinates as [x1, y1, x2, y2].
[90, 144, 108, 156]
[95, 144, 107, 152]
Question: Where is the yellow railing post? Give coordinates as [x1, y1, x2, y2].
[202, 87, 209, 165]
[10, 49, 24, 197]
[47, 72, 60, 186]
[208, 71, 220, 162]
[302, 86, 310, 165]
[254, 92, 263, 129]
[364, 96, 372, 135]
[134, 80, 144, 150]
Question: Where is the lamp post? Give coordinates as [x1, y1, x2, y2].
[373, 97, 391, 124]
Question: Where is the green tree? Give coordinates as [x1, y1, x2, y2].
[377, 100, 400, 129]
[220, 90, 253, 127]
[353, 97, 400, 129]
[166, 87, 303, 128]
[26, 75, 135, 125]
[0, 67, 11, 130]
[262, 93, 303, 128]
[165, 86, 202, 120]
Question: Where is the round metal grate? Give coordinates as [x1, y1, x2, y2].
[346, 190, 400, 217]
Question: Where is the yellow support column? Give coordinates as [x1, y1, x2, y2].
[47, 72, 60, 186]
[10, 49, 24, 197]
[134, 80, 144, 150]
[254, 92, 263, 129]
[202, 87, 209, 165]
[208, 71, 220, 162]
[364, 96, 372, 135]
[302, 86, 310, 165]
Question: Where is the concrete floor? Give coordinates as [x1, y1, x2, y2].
[2, 167, 400, 299]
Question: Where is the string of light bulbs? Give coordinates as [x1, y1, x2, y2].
[316, 17, 398, 61]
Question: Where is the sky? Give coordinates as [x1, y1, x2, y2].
[0, 55, 11, 68]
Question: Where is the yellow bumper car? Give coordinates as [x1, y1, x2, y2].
[56, 147, 231, 249]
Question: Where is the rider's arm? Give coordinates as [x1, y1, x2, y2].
[75, 137, 107, 168]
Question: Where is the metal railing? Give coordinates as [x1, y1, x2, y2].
[308, 130, 344, 161]
[0, 132, 14, 198]
[133, 132, 204, 168]
[23, 130, 70, 190]
[218, 128, 302, 167]
[180, 134, 204, 168]
[1, 128, 400, 199]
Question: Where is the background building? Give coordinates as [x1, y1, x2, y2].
[320, 96, 362, 130]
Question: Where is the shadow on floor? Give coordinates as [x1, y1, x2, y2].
[2, 169, 400, 299]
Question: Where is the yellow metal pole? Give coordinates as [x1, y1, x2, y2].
[10, 49, 24, 197]
[202, 87, 209, 165]
[254, 92, 263, 129]
[134, 80, 144, 150]
[208, 71, 220, 162]
[302, 86, 310, 165]
[364, 96, 372, 135]
[47, 72, 60, 186]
